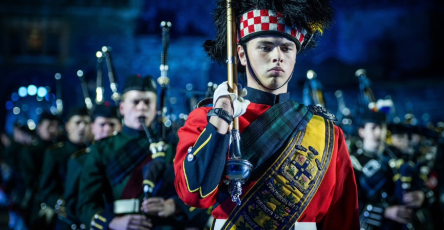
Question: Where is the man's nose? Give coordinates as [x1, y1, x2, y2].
[374, 127, 381, 135]
[272, 47, 283, 63]
[103, 125, 111, 133]
[79, 122, 87, 130]
[137, 101, 148, 110]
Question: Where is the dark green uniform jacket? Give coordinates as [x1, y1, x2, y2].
[20, 139, 55, 226]
[39, 141, 85, 210]
[21, 139, 53, 192]
[62, 148, 91, 230]
[77, 126, 209, 230]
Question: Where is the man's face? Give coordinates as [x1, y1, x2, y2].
[37, 119, 60, 141]
[410, 133, 421, 147]
[13, 127, 33, 145]
[238, 35, 297, 92]
[65, 115, 91, 145]
[91, 116, 122, 141]
[391, 133, 409, 153]
[359, 122, 383, 151]
[119, 90, 157, 130]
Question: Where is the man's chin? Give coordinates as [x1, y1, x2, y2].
[130, 124, 144, 130]
[260, 77, 286, 90]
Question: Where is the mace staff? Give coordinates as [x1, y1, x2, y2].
[224, 0, 253, 206]
[226, 0, 239, 133]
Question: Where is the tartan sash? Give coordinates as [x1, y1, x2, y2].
[220, 106, 335, 230]
[241, 101, 312, 170]
[106, 138, 151, 186]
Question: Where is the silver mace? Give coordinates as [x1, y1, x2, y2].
[223, 0, 253, 205]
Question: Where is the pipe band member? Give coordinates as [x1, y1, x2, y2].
[174, 0, 359, 229]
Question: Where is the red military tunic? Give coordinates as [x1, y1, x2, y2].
[174, 88, 359, 229]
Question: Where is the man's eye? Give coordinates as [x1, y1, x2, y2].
[260, 46, 270, 51]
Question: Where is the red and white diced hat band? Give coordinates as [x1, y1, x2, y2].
[238, 9, 307, 49]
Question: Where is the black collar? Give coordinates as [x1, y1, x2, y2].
[243, 87, 290, 106]
[122, 125, 145, 138]
[66, 140, 86, 149]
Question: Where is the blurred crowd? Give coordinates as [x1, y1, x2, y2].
[0, 69, 443, 230]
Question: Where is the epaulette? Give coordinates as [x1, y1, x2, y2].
[308, 105, 337, 122]
[47, 142, 64, 151]
[71, 147, 90, 159]
[196, 97, 213, 108]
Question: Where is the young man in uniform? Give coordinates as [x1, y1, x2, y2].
[77, 76, 209, 230]
[60, 104, 122, 230]
[174, 0, 359, 229]
[39, 107, 92, 228]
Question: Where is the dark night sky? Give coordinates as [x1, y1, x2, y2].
[0, 0, 443, 134]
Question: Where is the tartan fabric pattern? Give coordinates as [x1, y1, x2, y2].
[239, 9, 307, 44]
[240, 101, 313, 169]
[106, 137, 151, 186]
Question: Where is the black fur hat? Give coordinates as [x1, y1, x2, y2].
[203, 0, 334, 73]
[92, 104, 120, 121]
[358, 110, 387, 127]
[123, 75, 157, 94]
[66, 107, 89, 121]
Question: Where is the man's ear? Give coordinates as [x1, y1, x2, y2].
[238, 45, 247, 66]
[119, 102, 125, 117]
[358, 127, 365, 139]
[65, 122, 70, 134]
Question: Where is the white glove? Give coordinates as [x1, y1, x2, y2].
[213, 81, 250, 118]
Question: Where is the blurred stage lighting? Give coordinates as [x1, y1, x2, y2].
[13, 107, 21, 115]
[307, 70, 316, 79]
[28, 85, 37, 96]
[37, 87, 48, 97]
[6, 101, 13, 110]
[11, 93, 19, 102]
[18, 87, 28, 97]
[46, 93, 55, 102]
[170, 97, 177, 105]
[36, 107, 43, 115]
[50, 106, 58, 115]
[27, 119, 36, 130]
[22, 104, 29, 111]
[77, 70, 84, 77]
[186, 83, 193, 91]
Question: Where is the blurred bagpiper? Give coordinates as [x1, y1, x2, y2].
[77, 75, 210, 230]
[351, 109, 436, 230]
[39, 107, 92, 230]
[58, 104, 122, 230]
